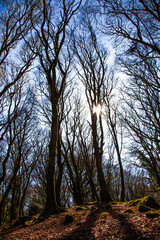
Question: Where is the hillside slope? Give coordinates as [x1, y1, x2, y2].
[0, 201, 160, 240]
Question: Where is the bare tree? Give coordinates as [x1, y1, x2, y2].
[0, 84, 37, 225]
[62, 96, 85, 205]
[98, 0, 160, 191]
[76, 104, 99, 202]
[122, 59, 160, 188]
[26, 0, 82, 216]
[103, 79, 126, 201]
[0, 0, 38, 98]
[98, 0, 160, 56]
[0, 1, 38, 189]
[27, 130, 49, 216]
[73, 19, 112, 203]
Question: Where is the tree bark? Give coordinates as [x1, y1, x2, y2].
[63, 148, 83, 205]
[56, 129, 64, 207]
[10, 180, 18, 222]
[109, 120, 125, 202]
[0, 151, 21, 225]
[43, 98, 60, 216]
[92, 113, 112, 203]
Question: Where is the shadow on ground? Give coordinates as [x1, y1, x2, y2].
[58, 208, 101, 240]
[108, 208, 151, 240]
[58, 206, 153, 240]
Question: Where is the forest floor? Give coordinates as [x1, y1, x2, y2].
[0, 202, 160, 240]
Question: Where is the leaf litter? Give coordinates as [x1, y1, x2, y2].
[0, 202, 160, 240]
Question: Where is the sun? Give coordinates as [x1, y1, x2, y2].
[93, 104, 102, 116]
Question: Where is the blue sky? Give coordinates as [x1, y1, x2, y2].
[0, 1, 4, 12]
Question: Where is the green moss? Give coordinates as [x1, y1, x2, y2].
[13, 216, 31, 227]
[109, 201, 117, 205]
[71, 205, 88, 211]
[128, 196, 160, 211]
[128, 199, 141, 206]
[75, 206, 84, 211]
[73, 212, 80, 215]
[101, 213, 109, 218]
[71, 205, 79, 209]
[85, 201, 97, 205]
[86, 205, 94, 211]
[25, 214, 40, 226]
[138, 204, 151, 213]
[146, 210, 160, 218]
[101, 202, 116, 210]
[124, 208, 134, 214]
[139, 196, 160, 209]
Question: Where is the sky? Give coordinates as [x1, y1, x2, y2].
[0, 0, 5, 12]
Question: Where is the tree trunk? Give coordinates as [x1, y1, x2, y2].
[117, 150, 125, 202]
[10, 180, 17, 222]
[56, 129, 64, 207]
[0, 153, 21, 225]
[88, 176, 99, 202]
[111, 125, 125, 202]
[92, 113, 112, 203]
[43, 99, 61, 216]
[0, 179, 14, 225]
[19, 170, 32, 217]
[63, 148, 83, 205]
[70, 151, 83, 205]
[96, 153, 112, 203]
